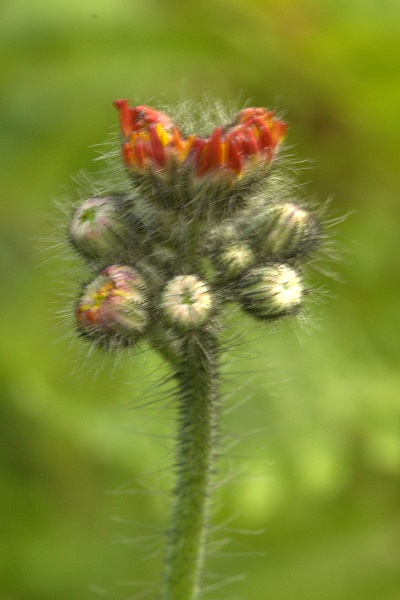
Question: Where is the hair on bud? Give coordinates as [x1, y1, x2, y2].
[262, 202, 320, 259]
[75, 264, 149, 349]
[238, 264, 303, 320]
[69, 195, 129, 261]
[160, 274, 214, 329]
[243, 201, 320, 259]
[212, 242, 255, 280]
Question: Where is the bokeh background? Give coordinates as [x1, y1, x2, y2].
[1, 1, 399, 599]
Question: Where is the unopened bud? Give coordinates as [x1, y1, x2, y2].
[161, 275, 213, 329]
[213, 243, 254, 279]
[265, 203, 320, 258]
[76, 265, 148, 348]
[247, 202, 320, 259]
[69, 196, 127, 260]
[208, 221, 241, 247]
[239, 264, 303, 320]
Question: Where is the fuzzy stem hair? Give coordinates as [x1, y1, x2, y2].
[163, 329, 220, 600]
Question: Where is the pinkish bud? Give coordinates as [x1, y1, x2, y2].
[69, 196, 127, 260]
[76, 265, 148, 349]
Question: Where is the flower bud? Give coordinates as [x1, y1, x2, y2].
[247, 202, 320, 259]
[114, 99, 188, 177]
[207, 221, 241, 247]
[76, 265, 148, 348]
[239, 264, 303, 320]
[213, 243, 254, 279]
[161, 275, 213, 329]
[264, 203, 320, 258]
[69, 196, 127, 260]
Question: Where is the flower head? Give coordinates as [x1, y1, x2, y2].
[114, 99, 188, 174]
[114, 100, 174, 137]
[114, 100, 286, 182]
[194, 108, 286, 178]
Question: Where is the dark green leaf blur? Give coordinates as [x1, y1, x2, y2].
[1, 1, 399, 598]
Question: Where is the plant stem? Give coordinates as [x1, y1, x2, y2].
[163, 330, 219, 600]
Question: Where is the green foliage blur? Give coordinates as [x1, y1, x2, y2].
[1, 1, 399, 598]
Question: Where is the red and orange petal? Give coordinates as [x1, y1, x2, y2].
[114, 99, 174, 138]
[149, 124, 167, 167]
[76, 300, 103, 326]
[236, 107, 270, 125]
[124, 130, 188, 171]
[227, 139, 244, 175]
[114, 99, 133, 138]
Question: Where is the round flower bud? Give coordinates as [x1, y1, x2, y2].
[207, 221, 241, 249]
[69, 196, 127, 260]
[161, 275, 213, 329]
[264, 202, 320, 258]
[76, 265, 148, 349]
[239, 264, 303, 320]
[213, 243, 254, 279]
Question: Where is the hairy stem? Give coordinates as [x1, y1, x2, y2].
[163, 330, 219, 600]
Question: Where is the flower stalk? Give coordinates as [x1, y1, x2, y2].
[164, 331, 219, 600]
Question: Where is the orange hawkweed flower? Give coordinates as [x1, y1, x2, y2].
[114, 99, 188, 174]
[114, 100, 286, 180]
[200, 107, 287, 177]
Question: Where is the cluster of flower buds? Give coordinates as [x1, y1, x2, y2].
[70, 100, 321, 355]
[114, 99, 286, 181]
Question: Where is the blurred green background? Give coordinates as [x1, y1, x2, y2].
[1, 0, 399, 599]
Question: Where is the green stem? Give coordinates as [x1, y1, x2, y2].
[163, 330, 219, 600]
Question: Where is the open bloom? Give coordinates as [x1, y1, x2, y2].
[114, 100, 286, 180]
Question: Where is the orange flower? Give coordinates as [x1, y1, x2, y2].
[114, 99, 189, 173]
[195, 108, 287, 177]
[114, 100, 286, 180]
